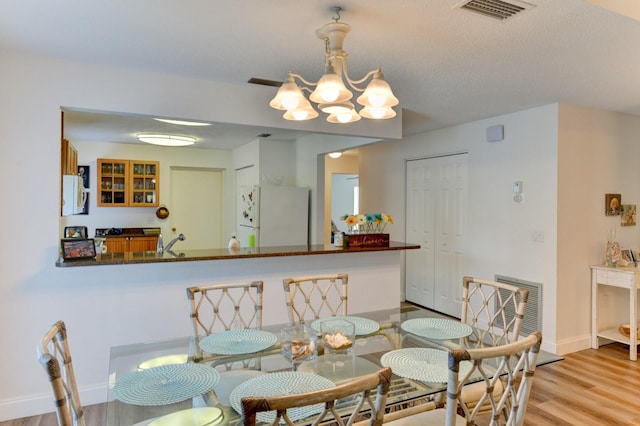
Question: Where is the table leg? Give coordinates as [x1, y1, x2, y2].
[591, 271, 599, 349]
[631, 282, 637, 361]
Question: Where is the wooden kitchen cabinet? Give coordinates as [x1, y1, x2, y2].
[104, 237, 128, 253]
[104, 236, 158, 253]
[98, 159, 159, 207]
[129, 236, 159, 252]
[130, 161, 159, 206]
[61, 139, 78, 175]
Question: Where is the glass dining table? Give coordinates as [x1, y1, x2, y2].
[105, 306, 559, 426]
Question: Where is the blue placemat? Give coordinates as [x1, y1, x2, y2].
[401, 318, 473, 340]
[199, 329, 278, 355]
[114, 363, 220, 406]
[381, 348, 472, 383]
[230, 371, 335, 424]
[310, 316, 380, 336]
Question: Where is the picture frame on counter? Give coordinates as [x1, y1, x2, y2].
[621, 249, 634, 263]
[61, 238, 96, 261]
[64, 226, 88, 238]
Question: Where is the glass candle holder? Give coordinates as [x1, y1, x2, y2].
[281, 324, 318, 368]
[320, 318, 355, 355]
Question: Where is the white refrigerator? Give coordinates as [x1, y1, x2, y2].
[238, 185, 309, 247]
[62, 175, 87, 216]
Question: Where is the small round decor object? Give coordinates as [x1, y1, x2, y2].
[156, 205, 170, 219]
[619, 324, 640, 339]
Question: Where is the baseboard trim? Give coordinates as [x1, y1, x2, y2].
[551, 333, 592, 356]
[0, 383, 107, 422]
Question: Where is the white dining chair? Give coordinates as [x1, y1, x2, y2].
[385, 331, 542, 426]
[282, 273, 348, 325]
[186, 281, 265, 406]
[240, 367, 391, 426]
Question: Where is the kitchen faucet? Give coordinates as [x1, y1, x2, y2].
[160, 233, 185, 253]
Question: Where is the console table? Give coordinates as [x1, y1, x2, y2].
[590, 265, 640, 360]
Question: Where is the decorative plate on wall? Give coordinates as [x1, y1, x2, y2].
[156, 205, 170, 219]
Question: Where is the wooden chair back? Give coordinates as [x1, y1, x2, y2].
[186, 281, 264, 336]
[37, 320, 86, 426]
[241, 367, 392, 426]
[446, 331, 542, 426]
[282, 273, 348, 325]
[462, 276, 529, 343]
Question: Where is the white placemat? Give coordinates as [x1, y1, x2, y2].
[380, 348, 472, 383]
[401, 318, 473, 340]
[199, 329, 278, 355]
[310, 316, 380, 336]
[230, 371, 335, 424]
[114, 363, 220, 406]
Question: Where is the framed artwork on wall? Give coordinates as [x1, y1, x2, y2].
[621, 204, 636, 226]
[78, 165, 89, 188]
[605, 194, 621, 216]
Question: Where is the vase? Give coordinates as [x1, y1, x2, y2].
[606, 241, 621, 267]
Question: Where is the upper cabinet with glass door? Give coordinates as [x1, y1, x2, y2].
[130, 161, 159, 206]
[98, 158, 159, 207]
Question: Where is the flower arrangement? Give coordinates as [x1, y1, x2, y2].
[340, 213, 394, 234]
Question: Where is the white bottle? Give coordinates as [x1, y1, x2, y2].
[228, 234, 240, 251]
[156, 234, 164, 253]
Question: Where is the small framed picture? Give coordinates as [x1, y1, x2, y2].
[622, 249, 634, 263]
[61, 238, 96, 260]
[78, 165, 89, 189]
[605, 193, 621, 216]
[621, 204, 636, 226]
[64, 226, 88, 238]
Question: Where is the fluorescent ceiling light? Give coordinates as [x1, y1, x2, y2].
[137, 134, 196, 147]
[328, 152, 343, 159]
[153, 118, 212, 126]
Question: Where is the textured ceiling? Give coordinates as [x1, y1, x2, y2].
[3, 0, 640, 148]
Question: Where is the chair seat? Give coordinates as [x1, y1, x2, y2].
[384, 408, 466, 426]
[460, 377, 505, 412]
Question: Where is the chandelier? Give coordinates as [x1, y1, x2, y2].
[269, 7, 399, 124]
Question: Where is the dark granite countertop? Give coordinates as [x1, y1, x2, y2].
[55, 242, 420, 267]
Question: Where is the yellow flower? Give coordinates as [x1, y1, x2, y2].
[345, 216, 358, 227]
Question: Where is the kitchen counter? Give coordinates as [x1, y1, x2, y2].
[55, 241, 419, 267]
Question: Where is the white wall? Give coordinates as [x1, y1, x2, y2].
[0, 50, 392, 420]
[557, 104, 640, 352]
[358, 104, 560, 352]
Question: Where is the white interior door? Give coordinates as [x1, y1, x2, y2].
[405, 162, 435, 305]
[170, 167, 223, 249]
[405, 154, 467, 317]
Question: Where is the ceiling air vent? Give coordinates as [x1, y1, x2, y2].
[457, 0, 534, 21]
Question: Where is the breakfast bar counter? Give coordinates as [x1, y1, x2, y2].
[55, 241, 420, 267]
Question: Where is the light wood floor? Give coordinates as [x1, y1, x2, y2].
[4, 342, 640, 425]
